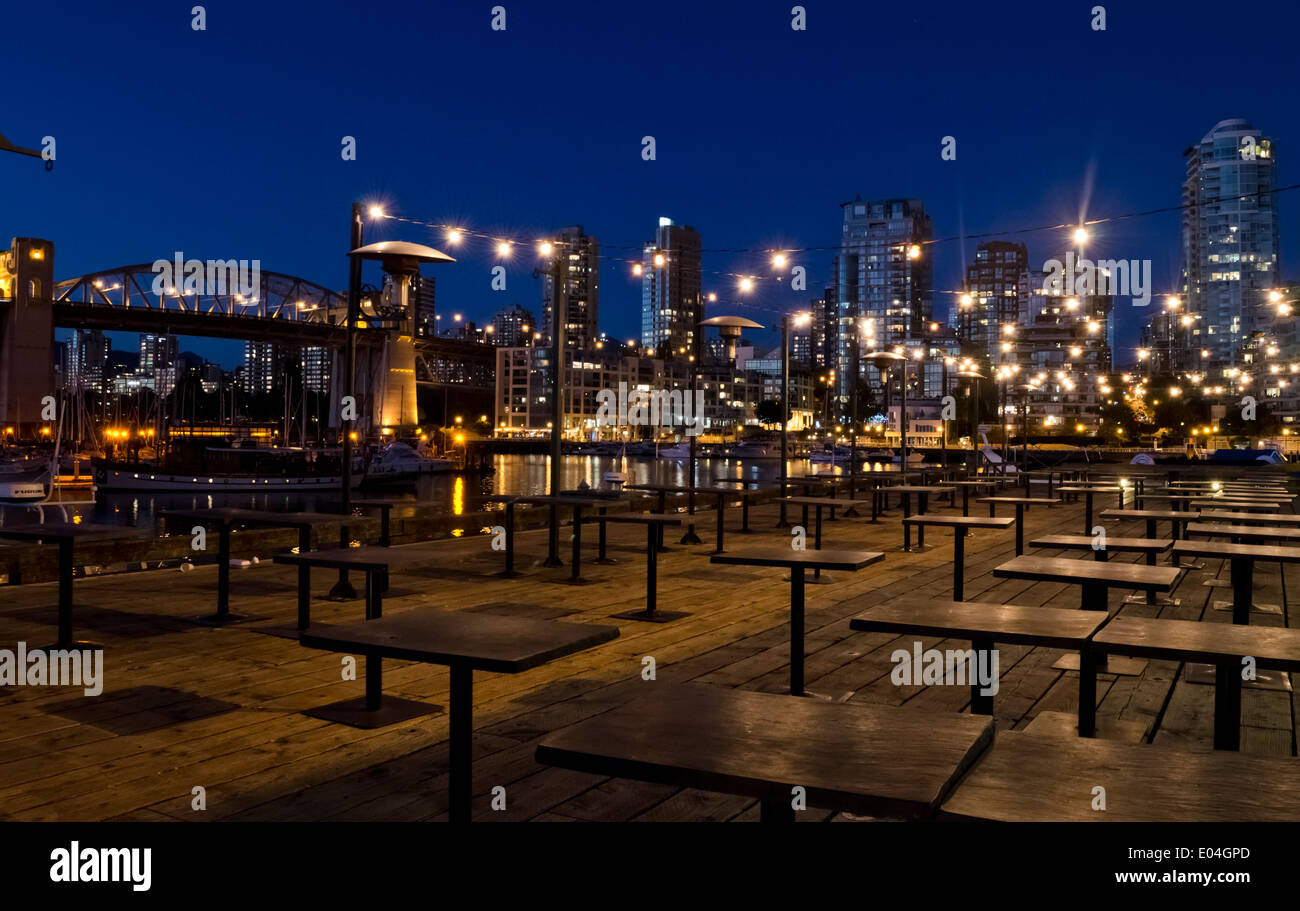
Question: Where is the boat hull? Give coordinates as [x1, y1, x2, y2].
[94, 465, 359, 492]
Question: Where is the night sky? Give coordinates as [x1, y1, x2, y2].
[6, 0, 1298, 367]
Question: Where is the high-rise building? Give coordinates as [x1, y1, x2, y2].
[493, 304, 537, 348]
[833, 197, 933, 408]
[241, 341, 277, 394]
[640, 217, 703, 359]
[811, 285, 838, 370]
[542, 226, 599, 350]
[412, 275, 436, 338]
[960, 241, 1031, 360]
[64, 328, 110, 392]
[1181, 118, 1279, 366]
[138, 334, 180, 395]
[301, 347, 331, 394]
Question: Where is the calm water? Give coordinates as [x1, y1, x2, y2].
[4, 454, 901, 529]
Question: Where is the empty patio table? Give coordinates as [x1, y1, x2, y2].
[159, 508, 342, 624]
[536, 684, 993, 821]
[586, 513, 684, 621]
[712, 477, 772, 533]
[1199, 510, 1300, 527]
[1173, 539, 1300, 625]
[514, 495, 606, 583]
[479, 495, 524, 577]
[1189, 498, 1283, 512]
[711, 547, 884, 696]
[902, 515, 1015, 599]
[940, 479, 999, 517]
[0, 522, 150, 648]
[1030, 534, 1173, 605]
[992, 555, 1182, 676]
[1091, 616, 1300, 749]
[271, 543, 447, 635]
[849, 599, 1107, 716]
[302, 610, 618, 822]
[1055, 485, 1123, 533]
[350, 498, 403, 547]
[1099, 508, 1192, 541]
[977, 496, 1061, 555]
[780, 495, 852, 580]
[886, 485, 947, 550]
[939, 731, 1300, 821]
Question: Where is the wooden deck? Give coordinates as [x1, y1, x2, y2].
[1, 488, 1297, 822]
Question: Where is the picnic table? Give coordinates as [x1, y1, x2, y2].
[849, 599, 1106, 716]
[711, 547, 885, 696]
[939, 731, 1300, 821]
[301, 610, 618, 821]
[159, 508, 343, 624]
[992, 555, 1182, 676]
[536, 684, 993, 821]
[0, 522, 150, 648]
[587, 513, 684, 621]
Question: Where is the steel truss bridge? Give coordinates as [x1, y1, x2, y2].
[52, 262, 494, 387]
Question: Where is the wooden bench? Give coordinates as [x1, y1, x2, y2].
[1092, 615, 1300, 749]
[848, 599, 1107, 717]
[940, 730, 1300, 821]
[536, 683, 994, 821]
[901, 516, 1015, 598]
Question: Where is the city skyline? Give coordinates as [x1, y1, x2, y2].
[5, 1, 1297, 369]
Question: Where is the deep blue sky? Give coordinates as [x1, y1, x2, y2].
[6, 0, 1298, 367]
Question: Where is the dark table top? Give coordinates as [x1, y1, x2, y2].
[940, 480, 1000, 487]
[587, 512, 682, 525]
[886, 485, 949, 494]
[1100, 508, 1191, 520]
[0, 522, 149, 541]
[1031, 534, 1172, 553]
[903, 515, 1015, 529]
[513, 495, 607, 508]
[273, 543, 446, 572]
[1172, 539, 1300, 562]
[939, 731, 1300, 822]
[993, 555, 1181, 591]
[1184, 522, 1300, 541]
[711, 547, 885, 572]
[977, 496, 1062, 505]
[160, 507, 342, 527]
[1197, 511, 1300, 526]
[300, 610, 619, 673]
[779, 495, 856, 507]
[1094, 615, 1300, 667]
[850, 599, 1107, 648]
[1056, 485, 1122, 493]
[536, 684, 994, 819]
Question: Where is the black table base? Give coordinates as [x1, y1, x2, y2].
[305, 694, 441, 729]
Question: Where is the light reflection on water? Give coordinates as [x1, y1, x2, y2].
[2, 455, 891, 529]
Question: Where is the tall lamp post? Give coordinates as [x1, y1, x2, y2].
[866, 350, 906, 469]
[535, 246, 567, 565]
[700, 313, 764, 525]
[780, 311, 811, 515]
[957, 369, 984, 474]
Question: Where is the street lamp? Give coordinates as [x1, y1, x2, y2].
[866, 350, 907, 469]
[700, 314, 764, 527]
[957, 369, 985, 474]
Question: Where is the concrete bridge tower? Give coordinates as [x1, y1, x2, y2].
[0, 237, 55, 438]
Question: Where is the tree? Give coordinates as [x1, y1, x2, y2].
[755, 399, 782, 427]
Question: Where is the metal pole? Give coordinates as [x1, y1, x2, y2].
[849, 330, 859, 493]
[330, 204, 363, 601]
[781, 315, 789, 492]
[682, 310, 702, 544]
[546, 256, 565, 565]
[900, 359, 909, 469]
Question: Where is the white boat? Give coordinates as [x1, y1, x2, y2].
[363, 442, 456, 483]
[0, 460, 51, 504]
[722, 441, 780, 460]
[657, 442, 692, 459]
